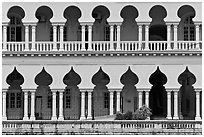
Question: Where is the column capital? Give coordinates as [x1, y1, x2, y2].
[173, 23, 179, 27]
[80, 88, 92, 93]
[109, 88, 121, 92]
[194, 88, 202, 93]
[109, 22, 122, 26]
[194, 22, 201, 26]
[2, 89, 7, 93]
[80, 22, 93, 26]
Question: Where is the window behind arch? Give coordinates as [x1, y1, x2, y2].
[183, 16, 195, 41]
[7, 16, 23, 42]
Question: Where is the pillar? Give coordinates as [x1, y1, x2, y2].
[59, 25, 64, 51]
[195, 89, 201, 120]
[24, 25, 29, 51]
[23, 90, 29, 120]
[87, 90, 92, 119]
[88, 24, 93, 51]
[116, 90, 121, 112]
[58, 90, 64, 121]
[2, 89, 7, 121]
[166, 90, 172, 119]
[109, 90, 114, 115]
[173, 23, 178, 50]
[3, 25, 7, 51]
[145, 90, 149, 108]
[52, 25, 57, 51]
[80, 90, 86, 120]
[167, 23, 171, 50]
[195, 23, 200, 49]
[138, 90, 143, 108]
[81, 25, 86, 51]
[144, 24, 149, 50]
[138, 23, 142, 50]
[51, 90, 57, 120]
[109, 25, 114, 51]
[31, 25, 36, 51]
[173, 90, 179, 119]
[30, 90, 36, 120]
[116, 24, 121, 50]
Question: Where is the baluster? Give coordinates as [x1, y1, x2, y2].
[68, 43, 70, 51]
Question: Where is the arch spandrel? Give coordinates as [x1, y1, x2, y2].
[74, 65, 100, 89]
[15, 65, 42, 89]
[131, 65, 156, 88]
[160, 65, 186, 88]
[187, 65, 202, 88]
[44, 65, 69, 89]
[2, 65, 16, 88]
[102, 65, 127, 89]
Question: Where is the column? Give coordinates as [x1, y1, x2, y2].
[173, 90, 179, 119]
[59, 25, 64, 51]
[109, 25, 114, 51]
[116, 24, 121, 50]
[58, 90, 64, 121]
[138, 24, 143, 50]
[87, 90, 92, 119]
[109, 90, 114, 115]
[167, 23, 171, 50]
[173, 24, 178, 50]
[138, 90, 143, 108]
[30, 90, 36, 120]
[80, 90, 86, 120]
[23, 90, 29, 120]
[51, 90, 57, 120]
[88, 24, 93, 51]
[166, 90, 172, 119]
[3, 25, 7, 51]
[2, 90, 7, 121]
[144, 24, 149, 50]
[31, 25, 36, 51]
[81, 25, 86, 51]
[116, 90, 121, 112]
[195, 89, 201, 120]
[195, 23, 200, 49]
[52, 25, 57, 51]
[145, 90, 149, 108]
[24, 25, 29, 51]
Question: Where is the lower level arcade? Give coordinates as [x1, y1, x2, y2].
[2, 64, 202, 121]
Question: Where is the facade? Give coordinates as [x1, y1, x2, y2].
[1, 2, 202, 134]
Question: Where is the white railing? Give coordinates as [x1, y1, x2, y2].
[35, 42, 54, 51]
[148, 41, 168, 51]
[120, 41, 141, 51]
[2, 120, 202, 135]
[177, 41, 201, 50]
[3, 41, 202, 52]
[63, 41, 82, 51]
[91, 41, 111, 51]
[6, 42, 25, 51]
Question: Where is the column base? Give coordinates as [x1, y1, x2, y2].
[80, 116, 86, 120]
[31, 49, 36, 51]
[2, 49, 7, 51]
[87, 116, 92, 120]
[23, 116, 29, 121]
[173, 116, 179, 120]
[87, 48, 93, 51]
[166, 116, 172, 120]
[195, 116, 202, 120]
[81, 48, 86, 51]
[59, 49, 64, 51]
[2, 117, 7, 121]
[30, 116, 35, 121]
[52, 49, 58, 51]
[51, 116, 58, 121]
[23, 49, 29, 52]
[58, 116, 64, 121]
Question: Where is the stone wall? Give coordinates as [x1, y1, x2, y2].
[2, 120, 202, 135]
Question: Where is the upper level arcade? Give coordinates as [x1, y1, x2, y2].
[2, 2, 202, 55]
